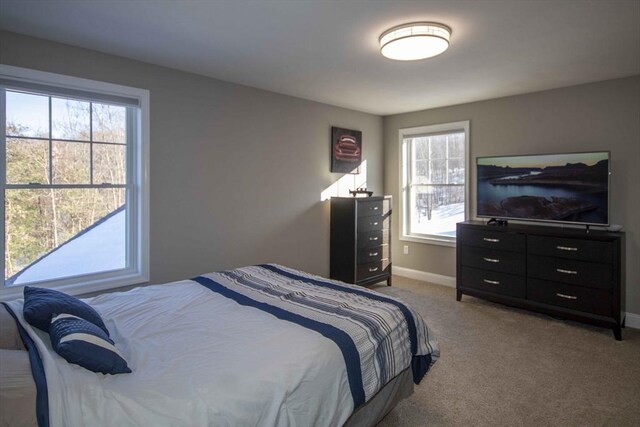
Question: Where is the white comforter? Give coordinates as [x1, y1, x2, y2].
[8, 280, 354, 426]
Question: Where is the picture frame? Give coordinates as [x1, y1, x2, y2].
[330, 126, 362, 173]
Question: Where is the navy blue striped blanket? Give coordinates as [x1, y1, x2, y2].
[195, 264, 440, 407]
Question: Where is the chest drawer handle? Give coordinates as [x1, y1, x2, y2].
[371, 206, 379, 211]
[369, 251, 379, 257]
[483, 279, 500, 285]
[556, 293, 578, 300]
[371, 222, 379, 226]
[483, 238, 500, 243]
[557, 268, 577, 275]
[483, 257, 500, 263]
[368, 266, 379, 272]
[557, 246, 578, 251]
[369, 236, 379, 241]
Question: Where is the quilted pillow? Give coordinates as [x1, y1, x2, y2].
[49, 314, 131, 375]
[23, 286, 109, 336]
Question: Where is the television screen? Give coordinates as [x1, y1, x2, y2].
[476, 152, 609, 225]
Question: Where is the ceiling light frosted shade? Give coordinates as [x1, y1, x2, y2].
[379, 22, 451, 61]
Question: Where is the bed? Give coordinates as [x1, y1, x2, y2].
[0, 264, 439, 426]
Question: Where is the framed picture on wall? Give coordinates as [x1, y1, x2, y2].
[331, 127, 362, 173]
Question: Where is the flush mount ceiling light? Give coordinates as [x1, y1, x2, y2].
[379, 22, 451, 61]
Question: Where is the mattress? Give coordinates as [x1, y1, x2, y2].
[3, 264, 439, 426]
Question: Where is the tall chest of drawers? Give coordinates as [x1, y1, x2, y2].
[330, 196, 392, 286]
[456, 221, 625, 340]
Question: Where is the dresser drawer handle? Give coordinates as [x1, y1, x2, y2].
[369, 236, 379, 241]
[371, 206, 379, 211]
[556, 293, 578, 300]
[557, 268, 577, 275]
[368, 266, 379, 272]
[483, 238, 500, 243]
[371, 222, 379, 226]
[483, 257, 500, 263]
[483, 279, 500, 285]
[557, 246, 578, 251]
[369, 251, 379, 257]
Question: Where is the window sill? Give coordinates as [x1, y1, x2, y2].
[400, 234, 457, 248]
[0, 270, 149, 301]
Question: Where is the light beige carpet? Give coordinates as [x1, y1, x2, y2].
[371, 277, 640, 427]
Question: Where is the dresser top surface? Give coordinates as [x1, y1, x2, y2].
[458, 220, 624, 240]
[331, 196, 391, 201]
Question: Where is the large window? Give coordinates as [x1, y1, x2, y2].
[400, 121, 469, 245]
[1, 65, 149, 298]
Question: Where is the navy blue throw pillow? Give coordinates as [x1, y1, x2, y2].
[49, 314, 131, 375]
[23, 286, 109, 336]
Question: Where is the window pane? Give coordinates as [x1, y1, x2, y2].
[92, 103, 126, 143]
[93, 143, 126, 184]
[52, 98, 90, 140]
[52, 141, 90, 184]
[412, 159, 429, 184]
[448, 159, 465, 184]
[413, 137, 429, 160]
[429, 137, 446, 159]
[6, 137, 49, 184]
[6, 91, 49, 138]
[410, 185, 465, 237]
[448, 135, 465, 158]
[428, 160, 447, 184]
[5, 188, 126, 284]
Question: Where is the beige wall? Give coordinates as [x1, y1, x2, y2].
[384, 76, 640, 314]
[0, 31, 384, 284]
[2, 31, 638, 314]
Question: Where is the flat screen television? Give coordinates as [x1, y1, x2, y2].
[476, 151, 610, 226]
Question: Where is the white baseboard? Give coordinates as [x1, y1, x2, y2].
[625, 312, 640, 330]
[392, 266, 640, 331]
[393, 266, 456, 288]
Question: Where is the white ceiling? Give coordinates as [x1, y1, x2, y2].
[1, 0, 639, 115]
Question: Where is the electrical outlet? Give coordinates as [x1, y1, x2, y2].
[403, 245, 409, 255]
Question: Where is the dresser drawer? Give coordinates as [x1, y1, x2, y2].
[458, 228, 525, 252]
[357, 215, 390, 232]
[357, 259, 390, 281]
[527, 279, 612, 317]
[528, 235, 612, 263]
[357, 244, 389, 264]
[459, 246, 526, 275]
[358, 230, 389, 249]
[460, 267, 525, 298]
[357, 200, 384, 217]
[528, 255, 612, 290]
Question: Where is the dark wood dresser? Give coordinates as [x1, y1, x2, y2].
[456, 221, 625, 340]
[330, 196, 392, 286]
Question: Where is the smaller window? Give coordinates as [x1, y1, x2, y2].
[400, 121, 469, 245]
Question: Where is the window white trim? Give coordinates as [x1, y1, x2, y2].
[399, 120, 470, 246]
[0, 90, 5, 291]
[0, 65, 149, 300]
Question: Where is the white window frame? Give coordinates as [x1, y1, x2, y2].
[0, 65, 149, 299]
[399, 121, 470, 247]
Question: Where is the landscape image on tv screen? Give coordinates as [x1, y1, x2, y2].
[476, 152, 609, 225]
